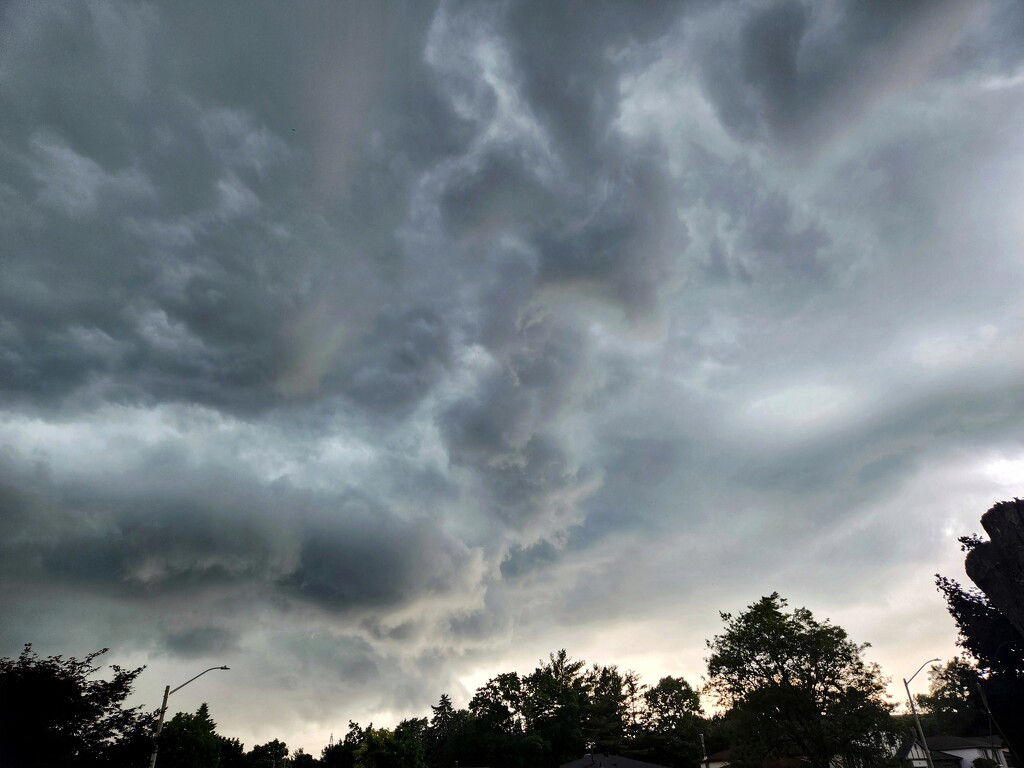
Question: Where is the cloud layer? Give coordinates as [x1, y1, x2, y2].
[2, 0, 1024, 751]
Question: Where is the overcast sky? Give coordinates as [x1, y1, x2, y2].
[2, 0, 1024, 754]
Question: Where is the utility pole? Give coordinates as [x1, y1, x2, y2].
[904, 658, 940, 768]
[149, 665, 229, 768]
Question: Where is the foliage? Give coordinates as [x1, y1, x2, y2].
[705, 593, 898, 768]
[322, 721, 368, 768]
[0, 644, 153, 768]
[246, 739, 290, 768]
[914, 658, 987, 737]
[219, 736, 246, 768]
[159, 703, 221, 768]
[632, 676, 702, 767]
[292, 748, 318, 767]
[936, 575, 1024, 756]
[936, 576, 1024, 678]
[353, 724, 426, 768]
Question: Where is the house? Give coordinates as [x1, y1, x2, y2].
[897, 735, 1012, 768]
[703, 750, 809, 768]
[561, 755, 670, 768]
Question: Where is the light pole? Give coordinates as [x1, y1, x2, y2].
[149, 665, 230, 768]
[904, 658, 940, 768]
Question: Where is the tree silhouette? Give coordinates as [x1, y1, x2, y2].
[0, 644, 152, 768]
[705, 594, 897, 768]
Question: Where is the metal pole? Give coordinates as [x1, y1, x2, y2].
[904, 658, 940, 768]
[148, 666, 229, 768]
[149, 685, 170, 768]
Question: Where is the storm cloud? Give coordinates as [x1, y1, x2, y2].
[2, 0, 1024, 752]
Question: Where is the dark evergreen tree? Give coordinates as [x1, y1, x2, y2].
[158, 702, 221, 768]
[426, 694, 456, 768]
[936, 575, 1024, 756]
[581, 664, 628, 755]
[524, 650, 586, 766]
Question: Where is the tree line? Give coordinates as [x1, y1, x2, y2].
[2, 503, 1023, 768]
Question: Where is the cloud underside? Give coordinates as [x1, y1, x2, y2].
[1, 0, 1024, 748]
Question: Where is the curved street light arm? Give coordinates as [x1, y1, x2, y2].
[150, 665, 230, 768]
[906, 658, 941, 687]
[168, 666, 230, 696]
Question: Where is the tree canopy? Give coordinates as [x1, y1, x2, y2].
[937, 551, 1024, 756]
[705, 593, 897, 768]
[0, 644, 152, 768]
[914, 657, 987, 737]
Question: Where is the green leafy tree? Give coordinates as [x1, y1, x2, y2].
[158, 702, 222, 768]
[469, 672, 526, 735]
[291, 747, 319, 767]
[247, 739, 290, 768]
[353, 724, 426, 768]
[634, 676, 702, 767]
[915, 658, 987, 736]
[705, 594, 898, 768]
[0, 644, 153, 768]
[322, 722, 368, 768]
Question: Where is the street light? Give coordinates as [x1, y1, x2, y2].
[904, 658, 941, 768]
[149, 665, 230, 768]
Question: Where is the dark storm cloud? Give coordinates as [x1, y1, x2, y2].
[282, 497, 475, 612]
[440, 313, 589, 533]
[2, 0, 1024, 751]
[696, 0, 978, 150]
[0, 1, 466, 417]
[0, 443, 477, 643]
[331, 309, 453, 415]
[503, 0, 681, 169]
[164, 626, 239, 659]
[0, 448, 293, 598]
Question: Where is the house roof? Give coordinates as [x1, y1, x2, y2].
[701, 751, 808, 768]
[560, 755, 669, 768]
[896, 734, 1007, 763]
[925, 735, 1005, 752]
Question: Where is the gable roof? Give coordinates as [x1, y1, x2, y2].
[561, 755, 669, 768]
[925, 735, 1005, 752]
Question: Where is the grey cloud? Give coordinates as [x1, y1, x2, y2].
[696, 0, 976, 150]
[332, 309, 452, 415]
[281, 499, 475, 612]
[440, 314, 590, 535]
[2, 0, 1023, 751]
[0, 444, 477, 626]
[0, 1, 466, 418]
[503, 0, 682, 169]
[164, 625, 239, 659]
